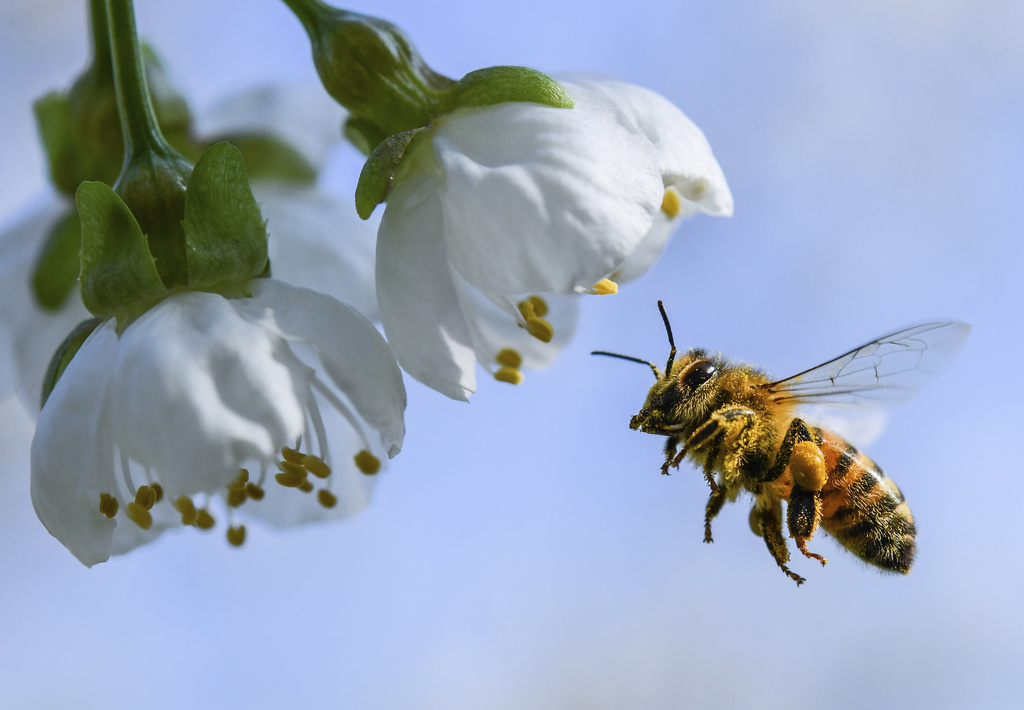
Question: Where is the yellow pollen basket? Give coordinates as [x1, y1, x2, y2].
[354, 449, 381, 475]
[661, 187, 682, 218]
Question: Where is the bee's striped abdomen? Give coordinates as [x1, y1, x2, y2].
[815, 429, 916, 573]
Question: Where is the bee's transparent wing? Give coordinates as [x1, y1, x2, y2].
[762, 320, 971, 409]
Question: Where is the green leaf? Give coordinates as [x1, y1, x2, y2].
[201, 133, 318, 185]
[31, 210, 82, 311]
[77, 180, 166, 320]
[182, 142, 268, 290]
[354, 128, 422, 219]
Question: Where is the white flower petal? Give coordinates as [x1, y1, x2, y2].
[376, 172, 479, 401]
[246, 279, 406, 457]
[108, 291, 309, 497]
[30, 322, 119, 567]
[432, 98, 661, 295]
[255, 182, 379, 318]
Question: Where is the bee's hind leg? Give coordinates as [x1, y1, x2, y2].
[787, 487, 828, 566]
[752, 502, 805, 586]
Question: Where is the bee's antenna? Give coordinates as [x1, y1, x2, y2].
[657, 300, 677, 374]
[591, 351, 661, 379]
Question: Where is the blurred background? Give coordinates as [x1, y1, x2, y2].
[1, 0, 1021, 708]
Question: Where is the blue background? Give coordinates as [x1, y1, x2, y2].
[1, 1, 1021, 708]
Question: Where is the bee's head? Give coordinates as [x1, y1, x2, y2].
[591, 301, 724, 436]
[629, 349, 722, 435]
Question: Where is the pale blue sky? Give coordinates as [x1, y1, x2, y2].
[1, 1, 1022, 708]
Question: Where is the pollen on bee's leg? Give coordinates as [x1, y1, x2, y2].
[98, 493, 119, 519]
[174, 496, 198, 526]
[317, 489, 338, 509]
[661, 187, 682, 218]
[587, 278, 618, 295]
[354, 449, 381, 475]
[226, 525, 246, 547]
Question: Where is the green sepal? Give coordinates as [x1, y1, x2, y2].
[440, 66, 574, 113]
[355, 128, 423, 219]
[199, 134, 318, 185]
[31, 210, 82, 311]
[40, 317, 104, 409]
[77, 181, 166, 321]
[182, 142, 268, 291]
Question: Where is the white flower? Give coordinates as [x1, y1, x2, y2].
[30, 279, 406, 567]
[0, 84, 378, 414]
[376, 74, 733, 400]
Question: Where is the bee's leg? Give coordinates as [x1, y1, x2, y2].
[752, 502, 805, 586]
[787, 488, 828, 567]
[755, 417, 819, 483]
[660, 436, 681, 476]
[703, 475, 728, 544]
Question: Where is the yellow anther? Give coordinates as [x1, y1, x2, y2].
[661, 187, 682, 218]
[525, 317, 554, 343]
[98, 493, 119, 519]
[317, 489, 338, 509]
[226, 525, 246, 547]
[589, 278, 618, 295]
[126, 502, 152, 530]
[275, 469, 307, 488]
[281, 446, 304, 464]
[226, 487, 247, 508]
[245, 483, 265, 500]
[277, 460, 305, 476]
[302, 455, 331, 479]
[495, 348, 523, 368]
[517, 295, 550, 320]
[299, 480, 314, 493]
[354, 450, 381, 475]
[174, 496, 197, 526]
[228, 469, 249, 490]
[494, 366, 523, 385]
[135, 485, 157, 510]
[150, 483, 164, 502]
[527, 295, 548, 318]
[195, 509, 215, 530]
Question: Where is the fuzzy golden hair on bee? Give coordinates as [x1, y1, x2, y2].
[593, 301, 971, 585]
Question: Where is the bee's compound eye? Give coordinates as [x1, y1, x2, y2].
[682, 360, 717, 390]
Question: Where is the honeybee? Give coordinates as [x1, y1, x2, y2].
[594, 302, 970, 585]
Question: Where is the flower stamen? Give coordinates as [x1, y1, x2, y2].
[587, 278, 618, 295]
[317, 489, 338, 508]
[226, 524, 246, 547]
[661, 187, 682, 218]
[99, 493, 119, 519]
[174, 496, 198, 526]
[517, 296, 554, 343]
[354, 450, 381, 475]
[494, 348, 524, 385]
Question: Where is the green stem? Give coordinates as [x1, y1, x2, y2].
[104, 0, 171, 160]
[280, 0, 331, 36]
[88, 0, 113, 81]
